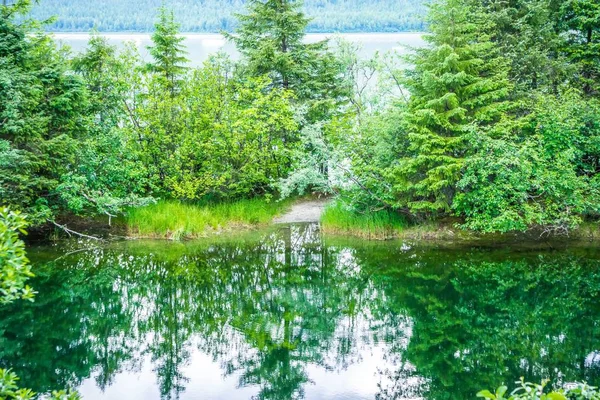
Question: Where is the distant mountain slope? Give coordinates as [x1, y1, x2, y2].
[29, 0, 427, 33]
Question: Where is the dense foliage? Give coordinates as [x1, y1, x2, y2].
[0, 1, 152, 226]
[0, 208, 80, 399]
[479, 380, 600, 400]
[28, 0, 427, 33]
[340, 0, 600, 233]
[3, 0, 600, 235]
[392, 0, 513, 215]
[0, 208, 34, 304]
[0, 1, 89, 224]
[1, 0, 328, 230]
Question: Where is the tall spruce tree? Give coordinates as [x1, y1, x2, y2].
[227, 0, 347, 197]
[138, 7, 189, 186]
[392, 0, 513, 216]
[225, 0, 342, 108]
[147, 6, 188, 95]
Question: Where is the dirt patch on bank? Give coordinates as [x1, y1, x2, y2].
[273, 199, 330, 224]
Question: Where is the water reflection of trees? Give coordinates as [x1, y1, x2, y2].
[359, 248, 600, 399]
[1, 229, 600, 400]
[0, 224, 376, 399]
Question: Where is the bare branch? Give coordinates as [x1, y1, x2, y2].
[50, 221, 104, 241]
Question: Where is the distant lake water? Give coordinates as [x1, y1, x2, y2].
[53, 32, 426, 64]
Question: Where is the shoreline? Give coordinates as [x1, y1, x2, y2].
[33, 215, 600, 246]
[26, 198, 600, 245]
[322, 223, 600, 244]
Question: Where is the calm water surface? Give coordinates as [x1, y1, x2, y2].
[2, 224, 600, 399]
[53, 33, 426, 65]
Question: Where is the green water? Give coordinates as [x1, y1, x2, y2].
[1, 223, 600, 400]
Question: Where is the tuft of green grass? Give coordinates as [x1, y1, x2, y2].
[321, 201, 407, 240]
[127, 198, 291, 240]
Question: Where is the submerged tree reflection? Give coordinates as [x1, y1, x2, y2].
[1, 228, 600, 400]
[361, 248, 600, 399]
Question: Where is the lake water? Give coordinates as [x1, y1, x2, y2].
[53, 33, 426, 65]
[2, 224, 600, 399]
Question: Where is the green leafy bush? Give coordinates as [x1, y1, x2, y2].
[0, 369, 80, 400]
[0, 208, 80, 398]
[479, 379, 600, 400]
[455, 92, 600, 234]
[0, 207, 35, 304]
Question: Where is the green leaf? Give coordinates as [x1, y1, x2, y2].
[496, 385, 508, 398]
[477, 390, 496, 399]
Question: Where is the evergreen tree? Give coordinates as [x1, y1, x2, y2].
[226, 0, 348, 197]
[479, 0, 566, 94]
[137, 7, 189, 186]
[147, 6, 188, 95]
[555, 0, 600, 96]
[225, 0, 342, 107]
[0, 0, 90, 224]
[226, 0, 308, 91]
[392, 0, 513, 215]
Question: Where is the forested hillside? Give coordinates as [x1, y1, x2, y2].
[29, 0, 427, 33]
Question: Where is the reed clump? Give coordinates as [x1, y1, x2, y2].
[127, 199, 290, 239]
[320, 201, 407, 240]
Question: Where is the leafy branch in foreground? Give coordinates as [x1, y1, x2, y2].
[0, 369, 80, 400]
[478, 379, 599, 400]
[0, 207, 35, 304]
[0, 208, 80, 399]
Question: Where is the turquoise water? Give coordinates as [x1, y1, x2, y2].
[1, 223, 600, 399]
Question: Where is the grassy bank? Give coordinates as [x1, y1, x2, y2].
[127, 198, 291, 240]
[320, 201, 408, 240]
[321, 200, 600, 242]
